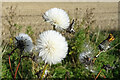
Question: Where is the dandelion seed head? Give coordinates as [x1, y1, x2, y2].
[15, 33, 33, 52]
[43, 8, 70, 30]
[36, 30, 68, 65]
[79, 43, 94, 64]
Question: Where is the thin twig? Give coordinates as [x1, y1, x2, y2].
[92, 51, 101, 63]
[21, 55, 36, 62]
[8, 47, 17, 56]
[95, 69, 103, 80]
[8, 48, 17, 79]
[106, 42, 120, 53]
[9, 55, 14, 79]
[92, 42, 120, 64]
[14, 50, 23, 79]
[14, 57, 21, 79]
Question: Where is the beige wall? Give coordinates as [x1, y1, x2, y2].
[2, 0, 119, 2]
[2, 2, 118, 30]
[2, 2, 119, 42]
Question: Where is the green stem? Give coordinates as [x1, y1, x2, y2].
[41, 63, 48, 80]
[18, 70, 23, 78]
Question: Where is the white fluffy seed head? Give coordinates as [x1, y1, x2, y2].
[43, 8, 70, 30]
[36, 30, 68, 65]
[79, 44, 93, 63]
[15, 33, 33, 52]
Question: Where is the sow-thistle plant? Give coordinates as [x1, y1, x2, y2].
[92, 34, 115, 63]
[42, 8, 70, 31]
[3, 6, 119, 79]
[36, 30, 68, 79]
[8, 33, 33, 79]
